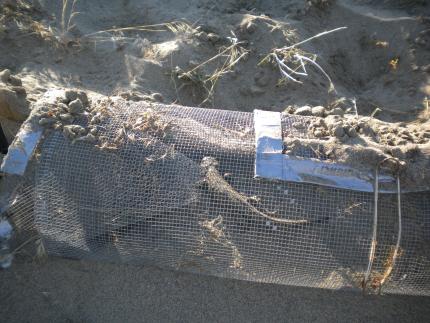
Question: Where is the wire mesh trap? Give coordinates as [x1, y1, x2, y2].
[1, 93, 429, 296]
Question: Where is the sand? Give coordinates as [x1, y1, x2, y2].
[1, 0, 430, 321]
[0, 255, 430, 323]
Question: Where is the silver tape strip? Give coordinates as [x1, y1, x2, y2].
[0, 125, 42, 176]
[253, 109, 396, 192]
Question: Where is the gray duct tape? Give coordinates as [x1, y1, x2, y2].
[0, 125, 42, 176]
[253, 109, 396, 192]
[0, 122, 42, 269]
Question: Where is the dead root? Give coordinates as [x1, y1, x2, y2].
[200, 215, 242, 269]
[354, 245, 405, 294]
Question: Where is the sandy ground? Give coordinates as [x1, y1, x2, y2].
[1, 0, 430, 321]
[0, 255, 429, 323]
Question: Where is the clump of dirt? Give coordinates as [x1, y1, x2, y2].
[30, 89, 96, 142]
[284, 106, 430, 188]
[31, 89, 174, 156]
[0, 69, 30, 142]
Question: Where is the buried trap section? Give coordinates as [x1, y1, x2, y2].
[2, 99, 430, 296]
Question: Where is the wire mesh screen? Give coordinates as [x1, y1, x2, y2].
[3, 100, 430, 296]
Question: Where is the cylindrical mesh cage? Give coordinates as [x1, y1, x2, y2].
[2, 98, 430, 296]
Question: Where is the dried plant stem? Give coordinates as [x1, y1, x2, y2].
[186, 42, 243, 76]
[61, 0, 79, 34]
[363, 166, 379, 289]
[379, 175, 402, 287]
[84, 21, 192, 38]
[274, 26, 347, 52]
[295, 54, 337, 93]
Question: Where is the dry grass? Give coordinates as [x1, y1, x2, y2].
[59, 0, 80, 38]
[83, 21, 197, 44]
[130, 109, 172, 138]
[259, 26, 347, 94]
[174, 34, 249, 106]
[96, 108, 173, 152]
[0, 0, 82, 47]
[2, 2, 196, 49]
[0, 0, 52, 40]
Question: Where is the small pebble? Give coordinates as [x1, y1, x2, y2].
[11, 86, 26, 97]
[63, 125, 76, 138]
[0, 69, 11, 83]
[68, 98, 84, 114]
[333, 125, 345, 138]
[311, 106, 326, 117]
[327, 107, 344, 116]
[71, 124, 86, 135]
[58, 103, 69, 112]
[207, 33, 220, 44]
[314, 129, 325, 138]
[38, 117, 56, 126]
[340, 134, 350, 142]
[292, 122, 306, 129]
[8, 75, 22, 86]
[295, 106, 312, 116]
[141, 95, 155, 102]
[346, 127, 358, 138]
[59, 113, 73, 122]
[77, 91, 89, 106]
[65, 89, 78, 102]
[314, 118, 326, 127]
[151, 92, 163, 102]
[283, 106, 295, 114]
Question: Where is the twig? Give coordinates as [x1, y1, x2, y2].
[295, 54, 337, 93]
[273, 54, 302, 83]
[177, 35, 248, 106]
[379, 175, 402, 287]
[61, 0, 79, 34]
[275, 54, 307, 76]
[363, 166, 379, 290]
[186, 43, 243, 76]
[84, 22, 177, 38]
[352, 98, 358, 118]
[274, 26, 347, 52]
